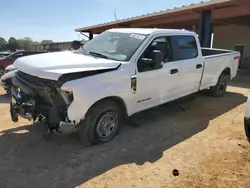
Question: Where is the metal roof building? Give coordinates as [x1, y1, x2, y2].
[75, 0, 250, 68]
[75, 0, 250, 33]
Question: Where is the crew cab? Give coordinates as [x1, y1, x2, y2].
[10, 28, 240, 145]
[0, 50, 48, 76]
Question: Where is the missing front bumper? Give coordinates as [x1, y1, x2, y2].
[10, 97, 77, 134]
[10, 98, 34, 122]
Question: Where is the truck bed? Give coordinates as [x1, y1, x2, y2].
[201, 48, 234, 58]
[199, 48, 240, 91]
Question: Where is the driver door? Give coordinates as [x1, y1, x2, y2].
[134, 36, 179, 112]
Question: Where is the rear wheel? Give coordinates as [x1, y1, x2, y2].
[210, 75, 229, 97]
[78, 100, 123, 146]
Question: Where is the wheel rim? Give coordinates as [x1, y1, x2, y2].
[96, 112, 117, 141]
[218, 79, 227, 95]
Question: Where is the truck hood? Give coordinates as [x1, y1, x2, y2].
[14, 51, 121, 80]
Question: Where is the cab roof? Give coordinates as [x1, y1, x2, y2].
[108, 28, 195, 35]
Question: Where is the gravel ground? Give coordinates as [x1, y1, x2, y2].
[0, 71, 249, 188]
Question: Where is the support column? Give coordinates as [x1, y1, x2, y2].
[89, 32, 93, 40]
[198, 10, 212, 48]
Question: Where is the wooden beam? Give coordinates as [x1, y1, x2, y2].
[213, 4, 250, 20]
[130, 14, 199, 27]
[117, 23, 131, 27]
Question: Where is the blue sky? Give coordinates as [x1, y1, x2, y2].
[0, 0, 208, 42]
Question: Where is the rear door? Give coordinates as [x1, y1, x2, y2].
[172, 35, 203, 97]
[134, 36, 180, 112]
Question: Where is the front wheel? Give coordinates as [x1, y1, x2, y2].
[78, 100, 123, 146]
[210, 75, 229, 97]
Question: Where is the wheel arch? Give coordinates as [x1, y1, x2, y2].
[86, 96, 128, 118]
[221, 67, 231, 76]
[215, 67, 231, 84]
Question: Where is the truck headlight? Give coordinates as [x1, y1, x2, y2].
[60, 88, 74, 105]
[5, 69, 11, 74]
[5, 68, 16, 74]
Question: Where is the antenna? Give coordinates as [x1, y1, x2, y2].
[114, 9, 118, 21]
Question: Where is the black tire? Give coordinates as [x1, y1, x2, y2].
[210, 75, 229, 97]
[78, 99, 123, 146]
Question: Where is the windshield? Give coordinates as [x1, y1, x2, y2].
[81, 31, 147, 61]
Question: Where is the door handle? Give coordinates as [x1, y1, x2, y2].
[196, 64, 202, 69]
[170, 69, 178, 74]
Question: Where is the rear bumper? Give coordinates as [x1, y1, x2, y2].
[244, 117, 250, 142]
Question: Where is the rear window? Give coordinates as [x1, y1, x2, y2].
[174, 36, 198, 60]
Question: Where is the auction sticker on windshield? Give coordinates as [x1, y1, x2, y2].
[130, 34, 146, 40]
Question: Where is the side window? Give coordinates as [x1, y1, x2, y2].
[137, 37, 172, 72]
[174, 36, 198, 60]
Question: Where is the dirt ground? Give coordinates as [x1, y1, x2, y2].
[0, 71, 249, 188]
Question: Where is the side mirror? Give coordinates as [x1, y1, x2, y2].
[151, 50, 164, 70]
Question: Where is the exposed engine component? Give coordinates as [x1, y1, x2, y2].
[11, 71, 72, 132]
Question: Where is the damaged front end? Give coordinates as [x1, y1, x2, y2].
[10, 71, 77, 133]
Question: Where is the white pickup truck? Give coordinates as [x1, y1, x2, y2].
[10, 28, 240, 145]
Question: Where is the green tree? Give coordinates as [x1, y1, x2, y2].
[0, 37, 7, 51]
[18, 37, 34, 50]
[41, 40, 53, 45]
[8, 37, 19, 51]
[32, 41, 40, 45]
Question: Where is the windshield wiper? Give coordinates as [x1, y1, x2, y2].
[73, 46, 87, 55]
[89, 51, 109, 59]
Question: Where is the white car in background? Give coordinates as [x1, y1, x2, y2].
[0, 65, 17, 93]
[244, 96, 250, 142]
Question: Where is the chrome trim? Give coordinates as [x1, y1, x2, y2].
[58, 121, 78, 134]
